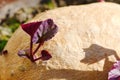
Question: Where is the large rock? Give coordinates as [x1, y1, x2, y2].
[1, 2, 120, 80]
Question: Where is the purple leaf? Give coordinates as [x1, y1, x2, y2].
[108, 61, 120, 80]
[21, 21, 42, 37]
[32, 19, 58, 43]
[41, 50, 52, 60]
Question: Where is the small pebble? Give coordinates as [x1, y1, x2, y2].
[18, 65, 26, 72]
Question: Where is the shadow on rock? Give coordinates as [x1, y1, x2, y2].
[41, 57, 113, 80]
[40, 44, 118, 80]
[81, 44, 119, 64]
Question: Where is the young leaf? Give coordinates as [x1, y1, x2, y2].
[19, 19, 58, 62]
[32, 19, 58, 43]
[21, 21, 42, 37]
[108, 61, 120, 80]
[41, 50, 52, 60]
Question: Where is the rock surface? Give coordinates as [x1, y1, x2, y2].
[1, 2, 120, 80]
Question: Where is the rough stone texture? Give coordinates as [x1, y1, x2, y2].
[1, 2, 120, 80]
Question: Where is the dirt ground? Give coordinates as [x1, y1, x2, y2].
[0, 0, 16, 8]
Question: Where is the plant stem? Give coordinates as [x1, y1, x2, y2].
[33, 42, 43, 55]
[30, 37, 33, 61]
[33, 57, 42, 62]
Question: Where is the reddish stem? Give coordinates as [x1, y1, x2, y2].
[33, 42, 43, 55]
[30, 37, 34, 61]
[33, 57, 42, 62]
[118, 77, 120, 80]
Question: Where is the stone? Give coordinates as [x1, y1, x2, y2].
[1, 2, 120, 80]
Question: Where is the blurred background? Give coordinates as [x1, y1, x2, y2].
[0, 0, 119, 53]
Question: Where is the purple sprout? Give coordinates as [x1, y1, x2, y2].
[18, 19, 58, 62]
[108, 61, 120, 80]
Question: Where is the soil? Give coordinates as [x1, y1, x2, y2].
[0, 0, 16, 8]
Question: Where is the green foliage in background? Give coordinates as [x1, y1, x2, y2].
[3, 17, 20, 32]
[0, 17, 20, 52]
[0, 40, 7, 51]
